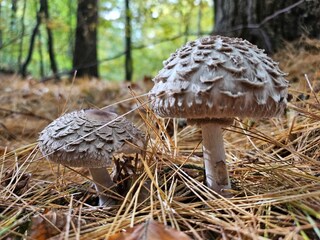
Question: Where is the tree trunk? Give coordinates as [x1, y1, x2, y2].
[18, 0, 27, 66]
[124, 0, 132, 81]
[20, 0, 58, 78]
[213, 0, 320, 53]
[43, 0, 58, 78]
[20, 1, 43, 77]
[73, 0, 99, 78]
[10, 0, 18, 31]
[10, 0, 18, 65]
[38, 31, 44, 78]
[0, 2, 2, 49]
[68, 0, 74, 58]
[197, 0, 203, 37]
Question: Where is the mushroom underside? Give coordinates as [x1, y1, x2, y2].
[152, 94, 285, 120]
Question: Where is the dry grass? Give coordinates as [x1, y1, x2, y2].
[0, 39, 320, 239]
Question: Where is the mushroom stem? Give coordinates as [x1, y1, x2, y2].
[89, 168, 115, 206]
[201, 123, 231, 195]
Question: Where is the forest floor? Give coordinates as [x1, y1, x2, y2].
[0, 38, 320, 240]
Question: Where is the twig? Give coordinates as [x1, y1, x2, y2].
[304, 74, 320, 104]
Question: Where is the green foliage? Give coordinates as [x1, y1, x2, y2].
[0, 0, 213, 81]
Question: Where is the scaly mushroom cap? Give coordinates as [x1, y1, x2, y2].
[38, 109, 145, 168]
[149, 35, 289, 120]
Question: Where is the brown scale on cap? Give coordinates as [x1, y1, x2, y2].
[150, 35, 289, 121]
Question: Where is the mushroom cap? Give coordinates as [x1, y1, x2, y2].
[38, 109, 145, 168]
[149, 35, 289, 120]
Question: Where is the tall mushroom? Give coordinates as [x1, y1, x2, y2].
[149, 35, 288, 195]
[38, 109, 145, 206]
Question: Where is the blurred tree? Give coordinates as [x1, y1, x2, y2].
[1, 0, 213, 80]
[17, 0, 27, 66]
[67, 0, 75, 58]
[0, 2, 2, 49]
[73, 0, 99, 78]
[8, 0, 18, 66]
[10, 0, 17, 31]
[38, 30, 44, 77]
[197, 0, 203, 37]
[20, 0, 58, 78]
[124, 0, 132, 81]
[43, 0, 58, 78]
[213, 0, 320, 53]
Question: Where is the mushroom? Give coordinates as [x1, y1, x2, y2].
[38, 109, 145, 206]
[149, 35, 288, 195]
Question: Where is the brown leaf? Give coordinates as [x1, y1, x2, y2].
[1, 170, 31, 195]
[28, 210, 86, 240]
[108, 219, 191, 240]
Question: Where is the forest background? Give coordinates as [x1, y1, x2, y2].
[1, 0, 318, 82]
[0, 0, 214, 81]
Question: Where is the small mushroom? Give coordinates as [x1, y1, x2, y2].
[38, 109, 145, 206]
[149, 35, 288, 196]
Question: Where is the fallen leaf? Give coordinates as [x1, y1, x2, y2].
[108, 219, 191, 240]
[1, 170, 31, 195]
[28, 210, 86, 240]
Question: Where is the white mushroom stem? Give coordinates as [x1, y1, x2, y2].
[201, 123, 231, 195]
[89, 168, 114, 206]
